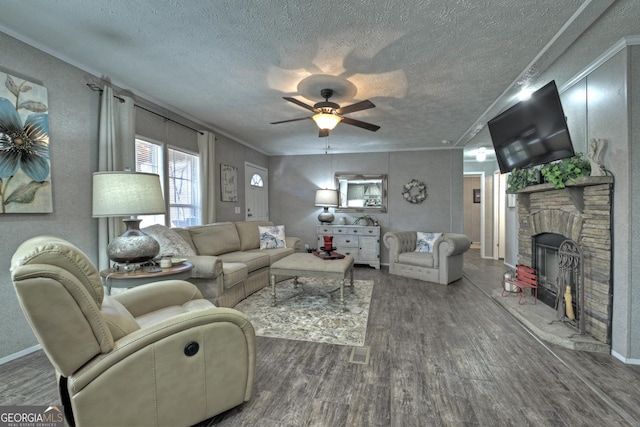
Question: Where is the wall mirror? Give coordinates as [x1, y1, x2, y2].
[335, 173, 387, 213]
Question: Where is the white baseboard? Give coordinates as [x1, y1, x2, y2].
[612, 350, 640, 365]
[0, 344, 42, 366]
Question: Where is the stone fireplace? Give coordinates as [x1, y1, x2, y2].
[515, 176, 613, 344]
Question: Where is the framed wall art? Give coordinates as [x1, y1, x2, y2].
[0, 72, 52, 213]
[220, 164, 238, 202]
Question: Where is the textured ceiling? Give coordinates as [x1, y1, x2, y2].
[0, 0, 611, 157]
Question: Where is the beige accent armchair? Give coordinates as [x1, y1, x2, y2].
[10, 236, 255, 427]
[383, 231, 471, 284]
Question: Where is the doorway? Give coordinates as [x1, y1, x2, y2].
[463, 172, 485, 256]
[245, 162, 269, 221]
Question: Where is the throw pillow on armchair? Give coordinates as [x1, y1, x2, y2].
[415, 232, 442, 253]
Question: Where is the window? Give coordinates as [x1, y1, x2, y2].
[135, 139, 165, 227]
[168, 148, 200, 228]
[135, 138, 201, 228]
[135, 139, 162, 175]
[250, 173, 264, 187]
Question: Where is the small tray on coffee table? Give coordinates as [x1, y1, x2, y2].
[313, 248, 346, 260]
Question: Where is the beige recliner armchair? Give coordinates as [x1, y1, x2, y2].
[10, 236, 256, 427]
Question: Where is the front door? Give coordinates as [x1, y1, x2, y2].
[245, 162, 268, 221]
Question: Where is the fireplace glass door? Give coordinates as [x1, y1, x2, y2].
[532, 233, 577, 314]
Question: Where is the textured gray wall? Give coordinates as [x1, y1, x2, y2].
[214, 137, 269, 222]
[0, 32, 100, 359]
[584, 51, 630, 358]
[269, 150, 464, 265]
[629, 45, 640, 359]
[561, 79, 589, 155]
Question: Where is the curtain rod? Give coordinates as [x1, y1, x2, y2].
[87, 83, 204, 135]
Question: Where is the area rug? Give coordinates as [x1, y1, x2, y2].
[234, 278, 374, 347]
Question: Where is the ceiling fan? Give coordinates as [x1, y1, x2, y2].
[270, 88, 380, 137]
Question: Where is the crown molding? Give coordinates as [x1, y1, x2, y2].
[560, 35, 640, 92]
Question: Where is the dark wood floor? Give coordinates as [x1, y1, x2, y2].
[2, 250, 640, 426]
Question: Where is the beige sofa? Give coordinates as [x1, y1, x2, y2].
[383, 231, 471, 284]
[144, 221, 300, 307]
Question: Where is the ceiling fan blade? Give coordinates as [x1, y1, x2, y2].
[283, 97, 317, 112]
[319, 128, 329, 138]
[270, 116, 312, 124]
[336, 100, 375, 115]
[340, 116, 380, 132]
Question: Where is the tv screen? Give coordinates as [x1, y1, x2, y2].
[488, 80, 574, 174]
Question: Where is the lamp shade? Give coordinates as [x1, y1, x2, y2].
[93, 171, 166, 265]
[93, 171, 166, 217]
[315, 189, 339, 207]
[312, 113, 341, 130]
[365, 184, 381, 196]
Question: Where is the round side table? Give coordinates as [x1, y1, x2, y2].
[100, 261, 193, 295]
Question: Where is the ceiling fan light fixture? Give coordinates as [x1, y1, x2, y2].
[313, 113, 341, 130]
[274, 89, 378, 136]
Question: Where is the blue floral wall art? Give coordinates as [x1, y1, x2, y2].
[0, 72, 52, 213]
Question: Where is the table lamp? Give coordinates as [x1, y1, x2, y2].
[93, 171, 166, 265]
[315, 189, 338, 224]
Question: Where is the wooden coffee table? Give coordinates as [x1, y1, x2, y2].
[269, 253, 354, 312]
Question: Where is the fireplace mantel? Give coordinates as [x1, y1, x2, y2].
[514, 176, 614, 194]
[514, 176, 614, 213]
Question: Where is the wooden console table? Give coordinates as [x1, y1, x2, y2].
[317, 224, 380, 269]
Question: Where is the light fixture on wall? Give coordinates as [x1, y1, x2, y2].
[518, 87, 533, 101]
[93, 171, 166, 267]
[476, 147, 487, 162]
[315, 189, 339, 224]
[312, 112, 341, 130]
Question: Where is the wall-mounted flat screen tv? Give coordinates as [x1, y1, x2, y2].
[488, 80, 574, 174]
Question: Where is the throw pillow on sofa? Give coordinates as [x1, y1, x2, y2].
[258, 225, 286, 249]
[142, 224, 196, 256]
[415, 232, 442, 253]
